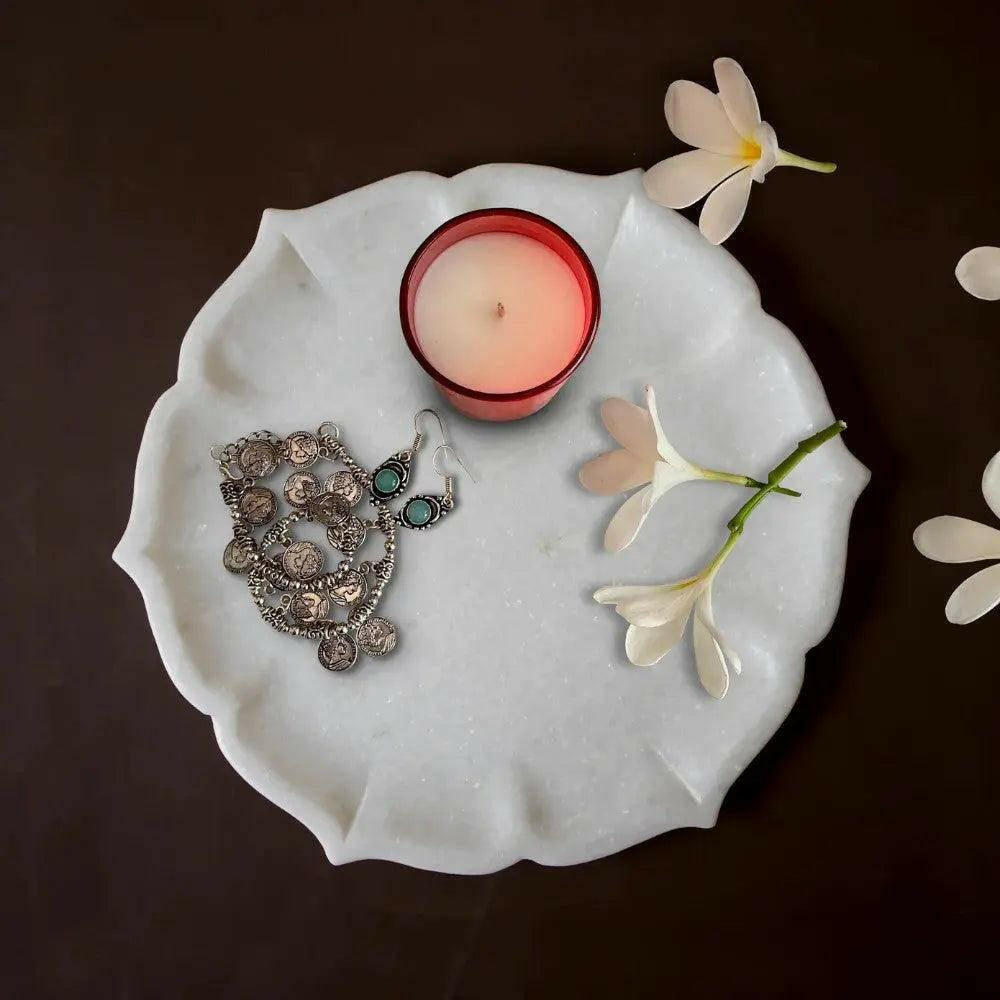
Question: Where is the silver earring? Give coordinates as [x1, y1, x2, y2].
[397, 410, 472, 530]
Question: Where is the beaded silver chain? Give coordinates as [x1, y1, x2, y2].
[212, 419, 456, 672]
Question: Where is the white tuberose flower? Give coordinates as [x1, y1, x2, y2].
[956, 247, 1000, 301]
[594, 559, 741, 698]
[914, 451, 1000, 624]
[643, 57, 836, 244]
[579, 385, 751, 553]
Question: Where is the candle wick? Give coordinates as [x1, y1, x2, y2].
[496, 301, 506, 319]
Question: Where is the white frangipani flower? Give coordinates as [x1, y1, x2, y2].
[956, 247, 1000, 301]
[579, 385, 795, 553]
[593, 419, 847, 700]
[594, 554, 741, 698]
[643, 57, 836, 244]
[914, 451, 1000, 624]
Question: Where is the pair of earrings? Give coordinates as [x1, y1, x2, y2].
[370, 408, 472, 529]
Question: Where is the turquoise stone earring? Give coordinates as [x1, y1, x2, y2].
[368, 413, 430, 504]
[397, 440, 473, 531]
[369, 409, 470, 528]
[370, 456, 410, 502]
[373, 409, 471, 531]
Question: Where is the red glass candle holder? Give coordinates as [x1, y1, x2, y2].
[399, 208, 601, 421]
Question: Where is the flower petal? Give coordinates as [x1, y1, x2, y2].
[713, 57, 762, 141]
[644, 385, 700, 473]
[595, 576, 699, 603]
[693, 590, 740, 699]
[594, 582, 659, 605]
[913, 516, 1000, 563]
[693, 617, 729, 699]
[956, 246, 1000, 301]
[612, 580, 701, 628]
[579, 449, 654, 495]
[699, 167, 753, 245]
[604, 485, 655, 553]
[625, 616, 691, 666]
[945, 562, 1000, 624]
[649, 460, 699, 503]
[982, 451, 1000, 523]
[643, 150, 747, 209]
[750, 122, 778, 182]
[665, 80, 747, 156]
[600, 397, 658, 460]
[696, 589, 742, 674]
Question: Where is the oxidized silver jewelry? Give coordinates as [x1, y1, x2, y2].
[284, 471, 319, 507]
[212, 412, 465, 673]
[327, 516, 367, 556]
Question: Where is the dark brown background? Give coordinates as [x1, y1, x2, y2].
[8, 0, 1000, 995]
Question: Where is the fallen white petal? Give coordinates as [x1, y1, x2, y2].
[699, 166, 753, 244]
[751, 122, 778, 182]
[665, 80, 748, 156]
[600, 397, 658, 460]
[913, 516, 1000, 563]
[604, 486, 655, 552]
[643, 150, 746, 209]
[945, 562, 1000, 624]
[982, 450, 1000, 522]
[644, 385, 701, 474]
[956, 246, 1000, 300]
[579, 448, 654, 495]
[713, 57, 762, 141]
[625, 616, 690, 666]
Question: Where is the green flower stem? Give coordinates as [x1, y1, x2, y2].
[706, 527, 743, 576]
[702, 419, 847, 577]
[725, 420, 847, 536]
[704, 470, 801, 499]
[776, 149, 837, 174]
[681, 421, 846, 584]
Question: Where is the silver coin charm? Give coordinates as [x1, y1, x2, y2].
[317, 633, 358, 672]
[324, 470, 363, 508]
[288, 590, 330, 625]
[223, 538, 254, 573]
[238, 440, 279, 478]
[285, 431, 320, 468]
[326, 516, 367, 556]
[308, 491, 350, 527]
[328, 568, 368, 607]
[239, 486, 278, 525]
[357, 616, 397, 657]
[284, 471, 320, 508]
[282, 540, 325, 581]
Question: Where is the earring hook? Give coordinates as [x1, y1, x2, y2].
[412, 407, 448, 452]
[433, 442, 476, 484]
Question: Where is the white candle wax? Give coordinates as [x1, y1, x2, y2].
[413, 232, 586, 394]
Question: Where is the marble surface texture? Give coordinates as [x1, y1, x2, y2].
[113, 164, 868, 874]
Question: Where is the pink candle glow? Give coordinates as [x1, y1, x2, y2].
[400, 209, 600, 421]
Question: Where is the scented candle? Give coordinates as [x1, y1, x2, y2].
[400, 209, 600, 421]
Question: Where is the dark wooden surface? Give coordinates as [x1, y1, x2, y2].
[9, 1, 1000, 995]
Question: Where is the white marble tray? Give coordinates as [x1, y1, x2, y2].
[114, 165, 868, 874]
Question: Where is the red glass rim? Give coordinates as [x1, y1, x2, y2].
[399, 208, 601, 403]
